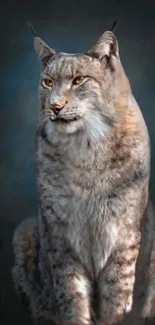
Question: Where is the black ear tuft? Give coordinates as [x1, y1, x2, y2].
[28, 21, 38, 37]
[28, 21, 56, 67]
[110, 20, 118, 32]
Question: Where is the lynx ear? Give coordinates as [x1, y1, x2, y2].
[34, 37, 56, 61]
[88, 31, 119, 66]
[28, 21, 56, 66]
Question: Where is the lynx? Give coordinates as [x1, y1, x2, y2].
[12, 25, 155, 325]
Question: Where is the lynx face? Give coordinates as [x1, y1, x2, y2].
[39, 53, 116, 138]
[35, 31, 129, 141]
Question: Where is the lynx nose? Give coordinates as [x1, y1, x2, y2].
[49, 104, 62, 116]
[50, 101, 67, 116]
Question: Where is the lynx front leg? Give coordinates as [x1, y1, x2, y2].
[48, 237, 92, 325]
[97, 241, 140, 325]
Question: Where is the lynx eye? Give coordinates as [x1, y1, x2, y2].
[73, 76, 85, 86]
[42, 78, 53, 88]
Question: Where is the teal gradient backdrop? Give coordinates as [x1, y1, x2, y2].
[0, 0, 155, 324]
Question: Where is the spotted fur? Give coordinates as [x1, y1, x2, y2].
[12, 29, 155, 325]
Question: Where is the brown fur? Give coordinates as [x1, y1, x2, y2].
[12, 29, 155, 325]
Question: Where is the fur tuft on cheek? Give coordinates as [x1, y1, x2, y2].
[84, 110, 109, 141]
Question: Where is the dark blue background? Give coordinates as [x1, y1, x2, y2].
[0, 0, 155, 323]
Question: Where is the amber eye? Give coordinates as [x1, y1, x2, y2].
[73, 76, 85, 86]
[42, 79, 53, 88]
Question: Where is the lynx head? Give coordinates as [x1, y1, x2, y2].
[33, 27, 131, 142]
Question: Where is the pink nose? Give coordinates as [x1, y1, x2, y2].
[50, 102, 67, 116]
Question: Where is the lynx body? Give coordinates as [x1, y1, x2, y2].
[12, 28, 155, 325]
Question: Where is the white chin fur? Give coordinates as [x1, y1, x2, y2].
[42, 110, 108, 143]
[54, 119, 84, 134]
[42, 118, 83, 139]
